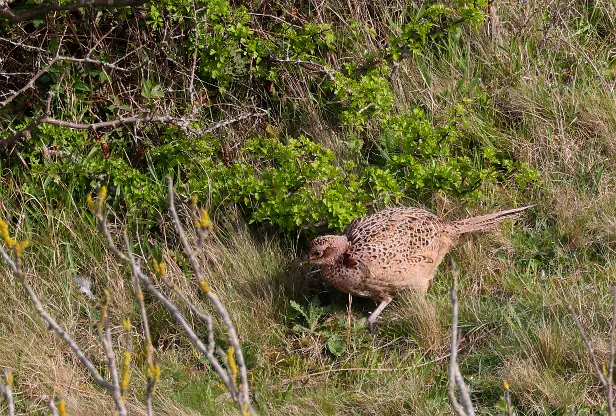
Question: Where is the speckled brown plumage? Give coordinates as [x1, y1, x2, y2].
[306, 206, 532, 332]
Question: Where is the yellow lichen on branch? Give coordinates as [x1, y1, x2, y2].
[99, 290, 110, 328]
[152, 258, 167, 276]
[87, 186, 108, 218]
[120, 351, 131, 400]
[0, 218, 16, 247]
[14, 240, 29, 258]
[0, 218, 29, 263]
[6, 370, 13, 389]
[227, 347, 238, 382]
[86, 193, 96, 213]
[58, 399, 67, 416]
[199, 278, 211, 293]
[145, 363, 160, 394]
[196, 208, 212, 230]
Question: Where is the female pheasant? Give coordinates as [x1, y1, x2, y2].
[306, 206, 532, 332]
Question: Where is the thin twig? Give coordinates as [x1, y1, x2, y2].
[97, 292, 127, 416]
[46, 396, 59, 416]
[0, 56, 59, 109]
[161, 275, 213, 335]
[166, 176, 254, 415]
[272, 57, 337, 81]
[136, 266, 233, 391]
[568, 304, 608, 387]
[124, 233, 155, 416]
[610, 286, 616, 416]
[569, 301, 614, 415]
[504, 385, 513, 416]
[96, 217, 234, 399]
[0, 244, 114, 392]
[0, 37, 47, 53]
[92, 187, 250, 412]
[0, 0, 149, 23]
[0, 369, 15, 416]
[188, 0, 199, 112]
[447, 258, 476, 416]
[1, 110, 267, 148]
[55, 55, 133, 71]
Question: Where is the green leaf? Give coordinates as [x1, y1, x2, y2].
[73, 81, 90, 92]
[289, 300, 309, 323]
[326, 335, 345, 357]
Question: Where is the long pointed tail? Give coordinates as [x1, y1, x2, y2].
[446, 205, 533, 235]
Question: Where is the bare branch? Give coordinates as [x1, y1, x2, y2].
[0, 110, 267, 148]
[134, 264, 234, 393]
[124, 233, 156, 416]
[98, 292, 127, 416]
[166, 176, 254, 415]
[504, 383, 513, 416]
[92, 210, 235, 402]
[93, 211, 129, 263]
[0, 368, 15, 416]
[0, 52, 131, 113]
[569, 301, 614, 415]
[0, 0, 149, 23]
[447, 258, 476, 416]
[0, 56, 59, 110]
[46, 396, 59, 416]
[610, 286, 616, 416]
[272, 56, 337, 82]
[188, 0, 199, 112]
[0, 244, 115, 393]
[0, 37, 47, 53]
[568, 304, 608, 387]
[161, 275, 213, 338]
[55, 55, 134, 72]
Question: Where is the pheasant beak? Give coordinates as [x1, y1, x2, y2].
[298, 254, 309, 264]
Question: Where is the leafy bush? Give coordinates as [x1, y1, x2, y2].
[389, 0, 487, 59]
[2, 0, 537, 235]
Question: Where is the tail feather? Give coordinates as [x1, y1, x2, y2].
[447, 205, 533, 234]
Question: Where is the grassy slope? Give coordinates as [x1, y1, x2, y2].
[2, 0, 616, 415]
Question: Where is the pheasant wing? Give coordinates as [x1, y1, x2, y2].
[345, 208, 443, 257]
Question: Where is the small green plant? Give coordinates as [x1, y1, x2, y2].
[288, 298, 365, 357]
[389, 0, 487, 59]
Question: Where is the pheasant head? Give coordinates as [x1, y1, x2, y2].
[306, 235, 349, 265]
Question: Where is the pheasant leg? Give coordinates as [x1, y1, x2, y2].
[366, 297, 392, 333]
